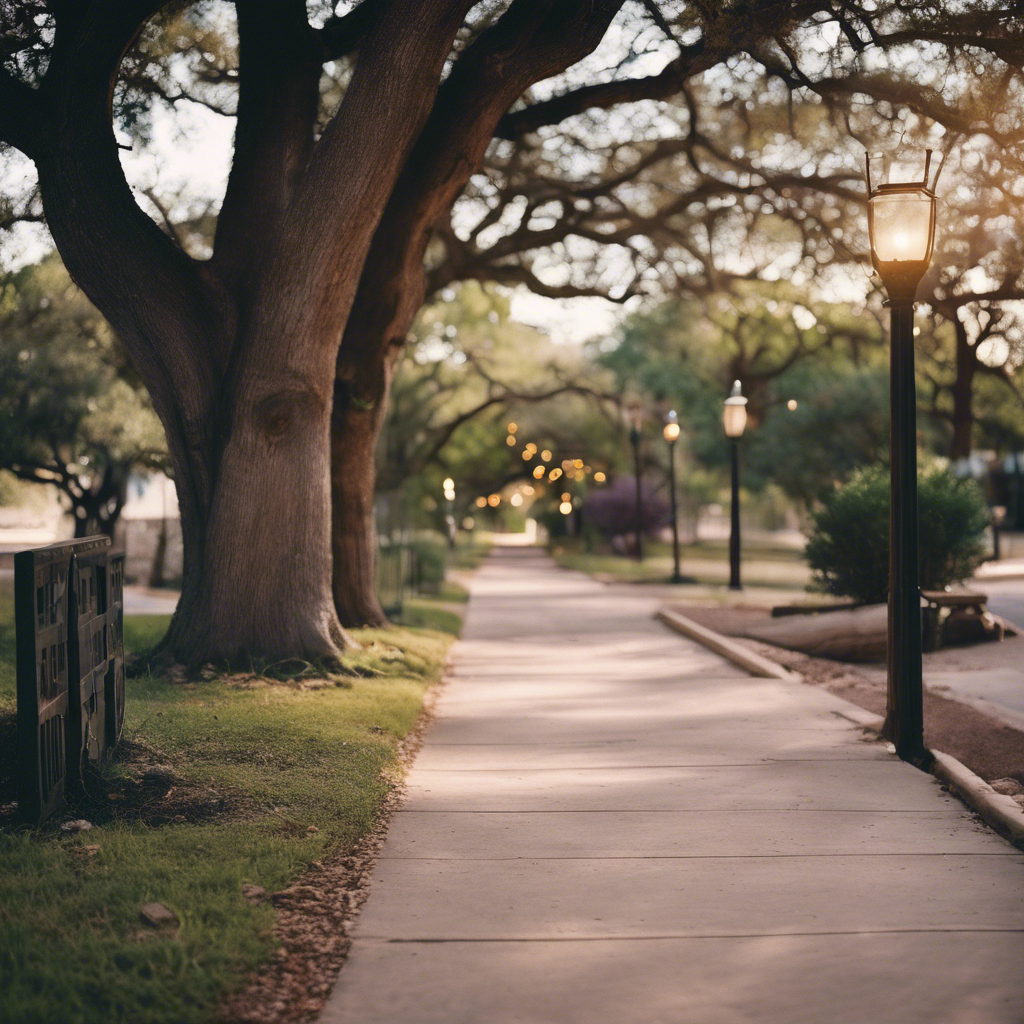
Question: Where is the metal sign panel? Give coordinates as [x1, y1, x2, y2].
[104, 553, 125, 748]
[15, 543, 74, 825]
[14, 536, 127, 824]
[66, 538, 112, 785]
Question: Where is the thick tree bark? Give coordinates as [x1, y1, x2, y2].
[330, 348, 400, 627]
[26, 0, 474, 666]
[330, 0, 627, 625]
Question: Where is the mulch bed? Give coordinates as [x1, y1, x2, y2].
[218, 676, 444, 1024]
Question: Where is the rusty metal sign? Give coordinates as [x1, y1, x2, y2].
[15, 542, 73, 824]
[15, 537, 126, 824]
[105, 553, 125, 749]
[66, 538, 113, 785]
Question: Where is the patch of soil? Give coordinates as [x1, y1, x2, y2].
[218, 676, 446, 1024]
[678, 605, 1024, 787]
[0, 727, 254, 831]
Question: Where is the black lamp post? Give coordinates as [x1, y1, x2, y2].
[664, 411, 683, 582]
[442, 477, 456, 549]
[723, 380, 747, 590]
[866, 149, 938, 766]
[624, 401, 644, 561]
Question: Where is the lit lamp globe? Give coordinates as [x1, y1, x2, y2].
[722, 381, 747, 439]
[663, 410, 681, 444]
[866, 150, 937, 304]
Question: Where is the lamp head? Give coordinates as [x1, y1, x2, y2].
[866, 149, 938, 304]
[663, 410, 681, 443]
[723, 380, 747, 439]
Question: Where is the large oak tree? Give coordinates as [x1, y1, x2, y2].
[0, 0, 631, 662]
[3, 0, 1022, 658]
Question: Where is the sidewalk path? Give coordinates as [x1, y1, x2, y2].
[321, 549, 1024, 1024]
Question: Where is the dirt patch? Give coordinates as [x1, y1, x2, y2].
[218, 674, 446, 1024]
[678, 605, 1024, 787]
[0, 727, 255, 831]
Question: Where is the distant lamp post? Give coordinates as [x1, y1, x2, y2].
[442, 477, 456, 549]
[624, 400, 645, 561]
[723, 380, 747, 590]
[866, 148, 938, 765]
[663, 411, 683, 583]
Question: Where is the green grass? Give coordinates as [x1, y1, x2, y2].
[435, 580, 470, 604]
[395, 597, 465, 635]
[549, 539, 812, 590]
[0, 590, 460, 1024]
[450, 538, 492, 570]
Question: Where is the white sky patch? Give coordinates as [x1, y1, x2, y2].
[509, 290, 628, 345]
[119, 102, 234, 216]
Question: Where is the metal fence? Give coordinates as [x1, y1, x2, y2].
[15, 536, 124, 825]
[376, 544, 419, 618]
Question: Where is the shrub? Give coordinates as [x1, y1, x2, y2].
[581, 476, 671, 539]
[805, 465, 989, 604]
[407, 536, 447, 593]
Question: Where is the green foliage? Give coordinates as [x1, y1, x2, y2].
[806, 466, 989, 604]
[0, 256, 167, 531]
[600, 288, 889, 505]
[383, 282, 619, 530]
[408, 536, 447, 592]
[745, 363, 890, 504]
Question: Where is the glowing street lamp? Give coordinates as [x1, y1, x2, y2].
[442, 478, 456, 548]
[866, 149, 938, 766]
[723, 381, 747, 590]
[663, 411, 683, 583]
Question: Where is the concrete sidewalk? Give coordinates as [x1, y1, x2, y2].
[320, 549, 1024, 1024]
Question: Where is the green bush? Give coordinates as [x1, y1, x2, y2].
[806, 465, 989, 604]
[408, 536, 448, 593]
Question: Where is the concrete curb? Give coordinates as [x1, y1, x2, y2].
[832, 710, 1024, 852]
[658, 603, 1024, 852]
[656, 607, 802, 683]
[930, 750, 1024, 850]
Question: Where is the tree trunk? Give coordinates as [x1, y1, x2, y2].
[950, 321, 977, 460]
[328, 0, 627, 625]
[157, 367, 347, 666]
[330, 356, 397, 628]
[70, 465, 128, 539]
[28, 0, 475, 666]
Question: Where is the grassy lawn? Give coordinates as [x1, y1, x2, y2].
[0, 582, 460, 1024]
[450, 536, 492, 570]
[549, 538, 813, 591]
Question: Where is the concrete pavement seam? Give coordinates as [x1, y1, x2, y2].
[833, 711, 1024, 851]
[658, 603, 1024, 852]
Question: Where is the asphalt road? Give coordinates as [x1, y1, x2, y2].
[982, 577, 1024, 629]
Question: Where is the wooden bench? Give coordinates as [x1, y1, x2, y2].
[920, 590, 1002, 652]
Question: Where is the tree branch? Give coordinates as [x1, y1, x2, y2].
[495, 44, 710, 139]
[212, 0, 321, 307]
[0, 68, 48, 159]
[315, 0, 386, 60]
